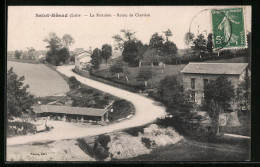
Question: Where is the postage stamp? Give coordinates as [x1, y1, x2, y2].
[211, 7, 247, 49]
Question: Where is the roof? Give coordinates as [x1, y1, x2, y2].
[32, 105, 107, 117]
[76, 51, 91, 63]
[181, 63, 248, 75]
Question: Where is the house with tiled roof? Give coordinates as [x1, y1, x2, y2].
[181, 62, 250, 105]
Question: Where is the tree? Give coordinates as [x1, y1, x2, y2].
[193, 34, 207, 51]
[112, 29, 137, 51]
[141, 48, 161, 66]
[149, 33, 164, 50]
[26, 47, 35, 60]
[43, 32, 62, 51]
[101, 44, 112, 66]
[206, 33, 213, 55]
[61, 34, 75, 48]
[44, 32, 74, 65]
[7, 67, 35, 119]
[110, 60, 124, 79]
[163, 29, 173, 42]
[90, 48, 102, 69]
[236, 69, 250, 112]
[184, 32, 195, 46]
[162, 41, 178, 64]
[14, 50, 22, 59]
[58, 47, 70, 64]
[157, 75, 191, 112]
[204, 75, 235, 135]
[122, 40, 141, 66]
[137, 67, 153, 87]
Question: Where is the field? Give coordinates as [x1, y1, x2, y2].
[92, 56, 246, 90]
[7, 61, 69, 97]
[94, 64, 187, 89]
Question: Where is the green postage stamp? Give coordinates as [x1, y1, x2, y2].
[211, 7, 247, 49]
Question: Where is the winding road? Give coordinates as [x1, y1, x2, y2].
[7, 65, 167, 146]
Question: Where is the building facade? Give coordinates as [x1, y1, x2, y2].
[181, 63, 249, 106]
[75, 50, 92, 71]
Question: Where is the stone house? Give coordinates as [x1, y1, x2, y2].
[181, 62, 249, 106]
[75, 50, 92, 71]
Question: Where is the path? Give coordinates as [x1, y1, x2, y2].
[7, 65, 167, 146]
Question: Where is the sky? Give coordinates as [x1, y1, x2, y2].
[8, 6, 251, 51]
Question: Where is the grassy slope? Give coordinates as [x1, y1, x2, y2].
[94, 56, 246, 89]
[123, 139, 250, 161]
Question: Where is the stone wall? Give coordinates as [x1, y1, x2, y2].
[182, 73, 240, 105]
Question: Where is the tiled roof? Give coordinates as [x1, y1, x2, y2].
[181, 63, 248, 75]
[32, 105, 107, 117]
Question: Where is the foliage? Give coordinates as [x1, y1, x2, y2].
[68, 76, 81, 90]
[96, 134, 111, 149]
[235, 69, 250, 111]
[122, 40, 142, 66]
[163, 29, 173, 42]
[14, 50, 22, 59]
[204, 75, 235, 134]
[61, 34, 75, 48]
[157, 113, 216, 142]
[184, 32, 195, 46]
[110, 61, 124, 78]
[112, 29, 137, 51]
[123, 126, 145, 136]
[43, 32, 74, 65]
[90, 48, 102, 69]
[7, 67, 35, 119]
[149, 33, 164, 49]
[26, 47, 36, 60]
[101, 44, 112, 65]
[207, 33, 213, 54]
[162, 41, 178, 63]
[157, 75, 192, 112]
[193, 34, 207, 51]
[137, 67, 153, 81]
[141, 137, 153, 149]
[141, 48, 161, 65]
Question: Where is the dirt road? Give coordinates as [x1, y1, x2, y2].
[7, 65, 167, 146]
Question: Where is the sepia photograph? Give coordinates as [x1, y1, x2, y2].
[6, 5, 251, 162]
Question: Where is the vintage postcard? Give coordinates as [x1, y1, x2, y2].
[6, 6, 251, 162]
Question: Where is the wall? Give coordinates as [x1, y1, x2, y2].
[182, 73, 240, 105]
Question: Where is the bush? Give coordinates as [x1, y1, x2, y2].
[96, 134, 111, 149]
[123, 126, 145, 136]
[156, 113, 216, 142]
[68, 76, 81, 90]
[94, 99, 109, 108]
[79, 88, 94, 94]
[141, 137, 152, 149]
[7, 122, 36, 137]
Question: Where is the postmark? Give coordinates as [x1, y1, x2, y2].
[211, 7, 247, 49]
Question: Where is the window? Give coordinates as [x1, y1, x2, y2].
[191, 90, 195, 102]
[191, 78, 195, 90]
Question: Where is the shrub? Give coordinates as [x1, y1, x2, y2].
[141, 137, 152, 149]
[123, 126, 145, 136]
[94, 99, 109, 108]
[68, 76, 81, 90]
[93, 92, 101, 96]
[96, 134, 111, 150]
[156, 112, 215, 142]
[79, 88, 94, 94]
